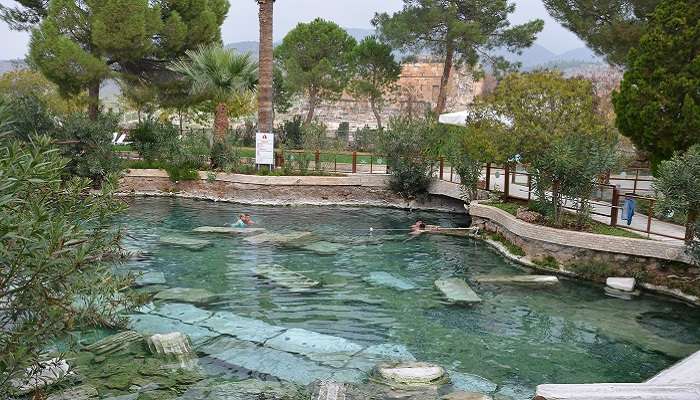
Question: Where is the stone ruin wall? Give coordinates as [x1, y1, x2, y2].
[277, 62, 485, 132]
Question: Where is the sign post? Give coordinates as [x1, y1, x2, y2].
[256, 132, 275, 170]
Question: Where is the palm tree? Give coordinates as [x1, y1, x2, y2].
[170, 45, 258, 141]
[257, 0, 274, 134]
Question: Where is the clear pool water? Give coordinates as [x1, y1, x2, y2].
[119, 197, 700, 396]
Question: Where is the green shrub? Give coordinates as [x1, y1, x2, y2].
[351, 125, 376, 152]
[533, 256, 559, 269]
[280, 116, 304, 149]
[378, 116, 436, 198]
[689, 222, 700, 266]
[336, 122, 350, 143]
[130, 119, 179, 162]
[164, 164, 200, 182]
[3, 93, 56, 140]
[51, 112, 121, 182]
[566, 261, 616, 282]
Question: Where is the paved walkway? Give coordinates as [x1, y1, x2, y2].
[438, 167, 686, 243]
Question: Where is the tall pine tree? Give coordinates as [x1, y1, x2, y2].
[19, 0, 228, 119]
[372, 0, 543, 115]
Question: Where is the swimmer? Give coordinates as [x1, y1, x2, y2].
[410, 220, 427, 235]
[232, 213, 255, 228]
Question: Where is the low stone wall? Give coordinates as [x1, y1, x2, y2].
[469, 202, 690, 265]
[118, 169, 467, 213]
[469, 202, 699, 305]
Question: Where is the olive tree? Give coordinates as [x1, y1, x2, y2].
[653, 144, 700, 243]
[0, 136, 142, 396]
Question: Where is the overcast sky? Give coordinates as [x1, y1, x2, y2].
[0, 0, 585, 60]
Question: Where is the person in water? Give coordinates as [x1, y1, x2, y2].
[232, 214, 255, 228]
[410, 220, 427, 235]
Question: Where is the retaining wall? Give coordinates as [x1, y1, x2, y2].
[118, 169, 467, 213]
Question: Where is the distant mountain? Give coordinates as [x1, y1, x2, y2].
[0, 59, 27, 74]
[497, 44, 603, 70]
[226, 27, 376, 60]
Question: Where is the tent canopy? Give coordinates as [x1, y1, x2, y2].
[438, 111, 470, 127]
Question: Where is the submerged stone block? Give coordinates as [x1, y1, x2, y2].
[147, 332, 194, 357]
[83, 331, 144, 356]
[301, 241, 347, 255]
[435, 278, 482, 304]
[346, 343, 416, 372]
[47, 384, 98, 400]
[154, 288, 218, 305]
[153, 303, 213, 324]
[448, 371, 498, 394]
[364, 272, 417, 291]
[199, 311, 286, 344]
[201, 338, 341, 385]
[309, 380, 349, 400]
[374, 362, 447, 386]
[192, 226, 267, 235]
[604, 286, 641, 300]
[606, 277, 636, 292]
[253, 264, 321, 291]
[158, 235, 212, 250]
[134, 271, 166, 287]
[474, 275, 559, 286]
[244, 231, 315, 246]
[128, 314, 216, 344]
[177, 379, 302, 400]
[265, 328, 363, 368]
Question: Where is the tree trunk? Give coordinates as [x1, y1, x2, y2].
[88, 81, 100, 121]
[370, 97, 382, 130]
[686, 209, 698, 244]
[213, 102, 229, 142]
[435, 40, 455, 115]
[305, 89, 317, 124]
[257, 0, 274, 134]
[178, 109, 184, 135]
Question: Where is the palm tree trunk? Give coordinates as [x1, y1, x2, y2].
[257, 0, 274, 134]
[214, 102, 229, 141]
[435, 39, 455, 115]
[88, 81, 100, 121]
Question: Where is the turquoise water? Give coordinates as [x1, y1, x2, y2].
[120, 197, 700, 396]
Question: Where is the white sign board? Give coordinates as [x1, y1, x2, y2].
[256, 132, 274, 165]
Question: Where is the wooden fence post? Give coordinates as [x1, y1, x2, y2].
[439, 157, 444, 180]
[504, 163, 511, 200]
[611, 186, 620, 227]
[352, 152, 357, 174]
[315, 150, 320, 171]
[485, 163, 492, 191]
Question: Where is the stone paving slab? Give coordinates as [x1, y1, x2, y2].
[192, 226, 267, 235]
[198, 311, 286, 344]
[265, 328, 364, 364]
[158, 236, 212, 250]
[153, 288, 219, 305]
[364, 272, 417, 291]
[253, 264, 322, 291]
[448, 371, 497, 395]
[134, 271, 166, 287]
[245, 231, 314, 246]
[435, 279, 482, 304]
[200, 338, 348, 385]
[176, 379, 302, 400]
[301, 241, 347, 255]
[153, 303, 213, 324]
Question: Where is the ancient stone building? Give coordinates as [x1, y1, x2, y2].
[278, 62, 484, 131]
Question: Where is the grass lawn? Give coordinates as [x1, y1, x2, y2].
[485, 200, 647, 240]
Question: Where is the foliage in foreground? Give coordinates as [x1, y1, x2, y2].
[612, 0, 700, 166]
[0, 137, 142, 396]
[653, 144, 700, 243]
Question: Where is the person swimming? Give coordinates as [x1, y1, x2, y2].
[232, 214, 255, 228]
[410, 220, 427, 235]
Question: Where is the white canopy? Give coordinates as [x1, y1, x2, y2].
[438, 111, 470, 127]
